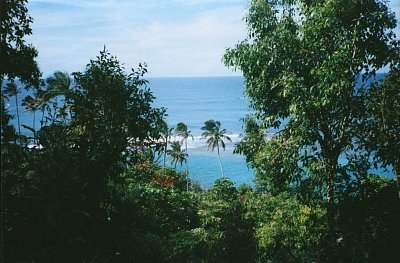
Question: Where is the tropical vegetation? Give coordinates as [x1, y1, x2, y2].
[175, 122, 194, 190]
[201, 119, 232, 178]
[1, 0, 399, 262]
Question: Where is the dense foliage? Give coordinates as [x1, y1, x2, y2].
[1, 0, 400, 262]
[224, 0, 400, 260]
[0, 0, 41, 86]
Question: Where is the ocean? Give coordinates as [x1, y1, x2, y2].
[5, 76, 255, 187]
[5, 74, 393, 187]
[148, 76, 253, 187]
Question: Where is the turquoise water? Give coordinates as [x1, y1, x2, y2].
[148, 77, 248, 135]
[5, 75, 392, 187]
[148, 77, 254, 187]
[5, 76, 255, 187]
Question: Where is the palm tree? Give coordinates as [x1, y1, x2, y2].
[160, 120, 174, 175]
[22, 94, 40, 144]
[201, 119, 232, 177]
[45, 71, 73, 115]
[175, 122, 194, 190]
[3, 82, 22, 143]
[35, 88, 50, 128]
[167, 141, 187, 169]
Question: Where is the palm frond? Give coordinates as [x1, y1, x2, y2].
[201, 119, 232, 152]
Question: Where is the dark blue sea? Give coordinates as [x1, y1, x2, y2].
[5, 76, 254, 187]
[148, 76, 254, 187]
[5, 74, 393, 187]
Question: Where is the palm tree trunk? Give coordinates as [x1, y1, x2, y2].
[185, 139, 189, 191]
[15, 94, 21, 144]
[66, 95, 73, 117]
[394, 165, 400, 199]
[217, 144, 224, 177]
[41, 106, 45, 129]
[33, 111, 36, 144]
[163, 136, 168, 176]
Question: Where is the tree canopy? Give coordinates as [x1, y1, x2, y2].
[2, 0, 400, 262]
[224, 0, 400, 259]
[225, 0, 399, 197]
[0, 0, 41, 86]
[201, 120, 232, 177]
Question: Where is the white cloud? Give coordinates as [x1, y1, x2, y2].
[110, 6, 247, 76]
[28, 0, 397, 77]
[173, 0, 246, 5]
[27, 0, 247, 77]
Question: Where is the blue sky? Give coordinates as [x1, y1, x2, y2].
[27, 0, 248, 77]
[27, 0, 399, 78]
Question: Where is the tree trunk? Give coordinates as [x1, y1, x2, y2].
[217, 144, 224, 177]
[326, 159, 337, 262]
[41, 106, 45, 129]
[33, 111, 36, 144]
[185, 139, 189, 191]
[163, 138, 167, 176]
[15, 94, 21, 144]
[66, 96, 73, 117]
[319, 123, 340, 260]
[394, 165, 400, 199]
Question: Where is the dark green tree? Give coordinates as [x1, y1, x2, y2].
[34, 88, 50, 129]
[0, 0, 41, 87]
[245, 192, 326, 262]
[169, 178, 255, 263]
[360, 69, 400, 198]
[337, 174, 400, 262]
[224, 0, 399, 257]
[160, 120, 174, 175]
[45, 71, 74, 116]
[72, 48, 165, 167]
[175, 122, 194, 190]
[167, 141, 187, 169]
[70, 49, 166, 252]
[1, 91, 17, 144]
[1, 1, 41, 258]
[21, 93, 40, 143]
[201, 120, 231, 177]
[46, 71, 72, 96]
[2, 49, 167, 262]
[3, 82, 22, 142]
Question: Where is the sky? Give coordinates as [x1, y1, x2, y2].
[27, 0, 248, 78]
[27, 0, 399, 78]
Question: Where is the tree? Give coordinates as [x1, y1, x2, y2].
[160, 120, 174, 175]
[175, 122, 194, 190]
[3, 82, 22, 143]
[1, 91, 17, 144]
[167, 141, 187, 169]
[224, 0, 399, 258]
[1, 1, 40, 258]
[34, 88, 50, 129]
[201, 120, 231, 177]
[1, 49, 167, 261]
[46, 71, 72, 96]
[72, 48, 165, 167]
[168, 178, 255, 263]
[245, 192, 326, 262]
[197, 178, 255, 262]
[45, 71, 74, 116]
[336, 174, 400, 262]
[361, 69, 400, 198]
[21, 94, 40, 144]
[70, 49, 166, 232]
[0, 0, 41, 87]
